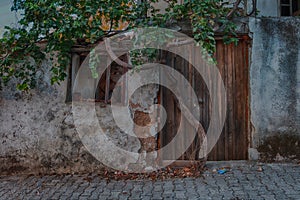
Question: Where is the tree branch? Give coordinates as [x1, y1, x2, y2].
[226, 0, 242, 19]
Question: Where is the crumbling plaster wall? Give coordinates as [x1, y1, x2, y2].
[249, 17, 300, 160]
[256, 0, 279, 17]
[0, 58, 159, 174]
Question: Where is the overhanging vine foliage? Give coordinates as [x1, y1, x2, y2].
[0, 0, 245, 90]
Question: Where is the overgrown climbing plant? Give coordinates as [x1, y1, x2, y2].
[0, 0, 244, 90]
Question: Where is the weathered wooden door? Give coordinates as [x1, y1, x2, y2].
[159, 36, 250, 161]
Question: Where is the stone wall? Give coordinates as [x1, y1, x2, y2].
[249, 17, 300, 161]
[0, 58, 159, 174]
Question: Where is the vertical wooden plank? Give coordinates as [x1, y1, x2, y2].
[222, 40, 229, 161]
[242, 40, 248, 159]
[228, 42, 235, 160]
[242, 39, 250, 159]
[193, 46, 203, 158]
[244, 38, 250, 159]
[179, 54, 186, 160]
[233, 41, 239, 159]
[217, 39, 227, 161]
[192, 44, 212, 160]
[188, 44, 196, 160]
[232, 39, 249, 160]
[182, 46, 197, 160]
[208, 39, 224, 161]
[176, 54, 186, 160]
[104, 57, 111, 103]
[158, 50, 164, 164]
[161, 52, 168, 160]
[205, 47, 211, 160]
[163, 52, 176, 160]
[236, 40, 244, 159]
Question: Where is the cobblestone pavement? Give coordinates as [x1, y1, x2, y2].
[0, 161, 299, 200]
